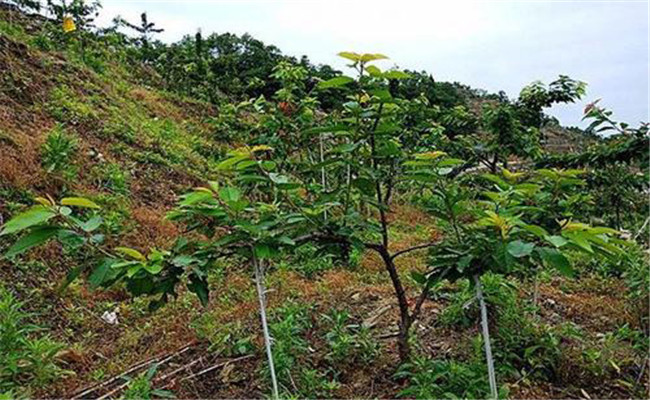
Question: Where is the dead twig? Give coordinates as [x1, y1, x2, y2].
[180, 354, 254, 382]
[73, 342, 195, 399]
[154, 355, 207, 384]
[362, 304, 392, 329]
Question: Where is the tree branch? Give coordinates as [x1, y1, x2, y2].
[390, 242, 438, 261]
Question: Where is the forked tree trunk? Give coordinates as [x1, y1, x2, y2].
[252, 252, 279, 400]
[376, 246, 413, 362]
[474, 274, 498, 399]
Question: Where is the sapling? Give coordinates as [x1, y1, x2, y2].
[428, 169, 624, 398]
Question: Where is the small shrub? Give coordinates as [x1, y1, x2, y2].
[92, 162, 130, 195]
[191, 317, 254, 356]
[323, 310, 354, 363]
[41, 125, 78, 177]
[121, 364, 174, 400]
[266, 302, 311, 392]
[279, 243, 334, 278]
[48, 86, 98, 125]
[440, 274, 562, 380]
[297, 368, 340, 399]
[322, 309, 379, 365]
[0, 287, 68, 395]
[395, 356, 499, 399]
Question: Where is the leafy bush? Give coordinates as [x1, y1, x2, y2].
[92, 162, 130, 195]
[0, 287, 68, 395]
[440, 274, 562, 380]
[395, 356, 499, 399]
[41, 125, 78, 176]
[279, 243, 335, 278]
[266, 302, 311, 391]
[191, 318, 254, 356]
[121, 364, 174, 400]
[322, 309, 379, 365]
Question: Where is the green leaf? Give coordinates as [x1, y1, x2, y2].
[261, 161, 276, 171]
[254, 244, 272, 259]
[115, 246, 146, 261]
[5, 226, 60, 258]
[60, 197, 100, 209]
[187, 273, 209, 306]
[383, 70, 410, 80]
[368, 88, 392, 102]
[365, 65, 382, 77]
[77, 215, 102, 232]
[537, 247, 573, 277]
[89, 258, 121, 288]
[219, 187, 241, 204]
[506, 240, 535, 258]
[180, 191, 213, 206]
[276, 236, 295, 246]
[519, 224, 548, 238]
[563, 232, 593, 253]
[126, 263, 143, 278]
[0, 206, 57, 236]
[317, 76, 354, 89]
[217, 155, 248, 171]
[589, 226, 618, 235]
[143, 263, 163, 275]
[546, 235, 568, 248]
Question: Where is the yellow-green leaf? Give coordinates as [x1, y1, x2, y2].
[360, 53, 388, 62]
[415, 151, 447, 160]
[250, 145, 273, 153]
[115, 247, 146, 261]
[34, 196, 53, 206]
[61, 197, 100, 209]
[338, 51, 361, 62]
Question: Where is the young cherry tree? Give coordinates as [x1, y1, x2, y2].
[427, 168, 623, 399]
[167, 52, 462, 365]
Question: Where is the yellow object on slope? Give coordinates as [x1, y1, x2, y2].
[62, 16, 76, 33]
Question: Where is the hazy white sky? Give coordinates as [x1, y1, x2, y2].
[97, 0, 649, 128]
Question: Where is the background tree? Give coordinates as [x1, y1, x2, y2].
[113, 12, 164, 63]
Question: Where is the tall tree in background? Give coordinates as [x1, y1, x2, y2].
[113, 12, 164, 63]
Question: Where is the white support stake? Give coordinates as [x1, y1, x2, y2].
[474, 274, 498, 399]
[252, 251, 279, 400]
[320, 133, 327, 221]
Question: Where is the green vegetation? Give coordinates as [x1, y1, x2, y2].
[0, 1, 647, 399]
[41, 125, 78, 177]
[0, 287, 68, 396]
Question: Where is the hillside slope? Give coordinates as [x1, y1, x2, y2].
[0, 4, 646, 400]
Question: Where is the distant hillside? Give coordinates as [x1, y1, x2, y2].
[0, 2, 601, 277]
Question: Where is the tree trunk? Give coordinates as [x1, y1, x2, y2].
[376, 246, 412, 362]
[474, 274, 498, 399]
